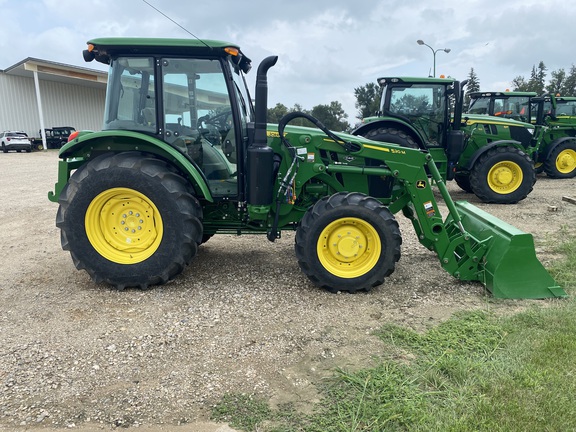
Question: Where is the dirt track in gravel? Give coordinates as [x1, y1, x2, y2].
[1, 150, 575, 430]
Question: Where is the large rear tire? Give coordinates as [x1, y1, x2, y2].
[544, 141, 576, 178]
[56, 152, 203, 289]
[363, 127, 419, 149]
[295, 192, 401, 293]
[469, 146, 535, 204]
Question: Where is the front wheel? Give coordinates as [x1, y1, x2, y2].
[295, 192, 402, 293]
[544, 141, 576, 178]
[469, 146, 535, 204]
[56, 152, 203, 289]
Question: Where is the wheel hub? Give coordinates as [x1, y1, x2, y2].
[317, 217, 381, 278]
[102, 198, 157, 250]
[556, 149, 576, 174]
[487, 161, 522, 193]
[86, 188, 163, 264]
[327, 228, 366, 262]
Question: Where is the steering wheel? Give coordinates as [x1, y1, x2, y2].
[198, 110, 233, 132]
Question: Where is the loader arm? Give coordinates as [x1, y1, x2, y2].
[345, 141, 565, 299]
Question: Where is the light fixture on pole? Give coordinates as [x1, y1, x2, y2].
[417, 39, 451, 77]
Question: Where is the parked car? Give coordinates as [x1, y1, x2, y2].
[0, 131, 32, 153]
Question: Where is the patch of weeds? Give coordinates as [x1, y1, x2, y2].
[211, 393, 271, 431]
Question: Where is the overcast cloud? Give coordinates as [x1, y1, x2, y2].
[1, 0, 574, 121]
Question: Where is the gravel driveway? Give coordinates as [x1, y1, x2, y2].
[1, 151, 575, 431]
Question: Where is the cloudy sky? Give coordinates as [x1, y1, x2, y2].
[1, 0, 574, 122]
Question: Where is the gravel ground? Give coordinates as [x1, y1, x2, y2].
[1, 150, 575, 431]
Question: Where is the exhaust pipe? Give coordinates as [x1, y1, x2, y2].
[247, 55, 278, 206]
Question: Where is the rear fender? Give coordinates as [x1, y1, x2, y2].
[463, 139, 524, 170]
[352, 119, 426, 147]
[51, 130, 212, 202]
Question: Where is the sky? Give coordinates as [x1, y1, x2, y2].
[1, 0, 574, 123]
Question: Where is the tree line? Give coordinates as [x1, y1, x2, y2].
[466, 62, 576, 98]
[268, 61, 576, 133]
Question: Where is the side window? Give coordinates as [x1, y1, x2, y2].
[162, 58, 238, 197]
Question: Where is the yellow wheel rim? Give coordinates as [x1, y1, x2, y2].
[85, 188, 163, 264]
[317, 217, 381, 278]
[556, 149, 576, 174]
[487, 161, 523, 194]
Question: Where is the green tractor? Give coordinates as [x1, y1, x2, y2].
[353, 77, 538, 204]
[48, 38, 565, 299]
[468, 91, 576, 178]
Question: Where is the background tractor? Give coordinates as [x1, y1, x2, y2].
[48, 38, 565, 299]
[468, 91, 576, 178]
[352, 77, 538, 204]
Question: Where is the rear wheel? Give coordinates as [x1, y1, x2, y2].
[544, 141, 576, 178]
[295, 192, 401, 293]
[56, 152, 203, 289]
[469, 146, 535, 204]
[363, 127, 419, 149]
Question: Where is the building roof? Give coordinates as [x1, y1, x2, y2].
[1, 57, 107, 89]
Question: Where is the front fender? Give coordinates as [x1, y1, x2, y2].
[463, 140, 526, 170]
[49, 130, 212, 202]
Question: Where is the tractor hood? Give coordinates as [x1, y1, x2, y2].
[462, 113, 535, 129]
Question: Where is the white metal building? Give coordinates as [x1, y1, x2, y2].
[0, 58, 108, 144]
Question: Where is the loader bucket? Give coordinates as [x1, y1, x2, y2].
[452, 201, 567, 299]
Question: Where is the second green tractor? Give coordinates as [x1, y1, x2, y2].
[467, 90, 576, 178]
[353, 77, 539, 204]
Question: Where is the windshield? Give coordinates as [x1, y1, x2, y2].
[103, 57, 156, 133]
[556, 100, 576, 116]
[468, 95, 531, 122]
[494, 96, 531, 122]
[468, 97, 490, 115]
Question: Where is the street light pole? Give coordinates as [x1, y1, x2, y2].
[417, 39, 451, 77]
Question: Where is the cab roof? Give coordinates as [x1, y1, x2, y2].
[377, 76, 456, 86]
[468, 91, 538, 98]
[85, 37, 248, 65]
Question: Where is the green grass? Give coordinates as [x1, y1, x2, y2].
[211, 236, 576, 431]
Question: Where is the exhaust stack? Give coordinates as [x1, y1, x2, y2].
[247, 55, 278, 206]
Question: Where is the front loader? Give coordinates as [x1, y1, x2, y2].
[48, 38, 565, 299]
[353, 77, 539, 204]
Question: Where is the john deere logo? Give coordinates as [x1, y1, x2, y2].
[416, 180, 426, 189]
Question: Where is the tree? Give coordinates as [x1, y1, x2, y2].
[560, 64, 576, 96]
[511, 75, 529, 92]
[354, 82, 381, 120]
[465, 67, 480, 108]
[267, 103, 289, 124]
[267, 103, 311, 127]
[526, 61, 547, 94]
[309, 101, 350, 132]
[546, 68, 566, 95]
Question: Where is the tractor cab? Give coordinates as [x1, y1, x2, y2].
[87, 39, 255, 199]
[467, 91, 537, 123]
[376, 76, 455, 147]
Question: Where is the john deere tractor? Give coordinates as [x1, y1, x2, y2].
[468, 91, 576, 178]
[48, 38, 565, 299]
[353, 77, 538, 204]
